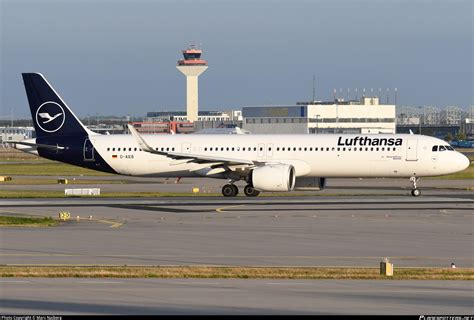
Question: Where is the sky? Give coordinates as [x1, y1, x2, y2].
[1, 0, 473, 119]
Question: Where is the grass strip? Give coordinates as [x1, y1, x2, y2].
[0, 266, 472, 280]
[0, 162, 110, 176]
[0, 216, 58, 227]
[0, 178, 130, 185]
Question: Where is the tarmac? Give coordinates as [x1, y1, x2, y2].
[0, 177, 472, 314]
[1, 279, 472, 314]
[0, 194, 472, 267]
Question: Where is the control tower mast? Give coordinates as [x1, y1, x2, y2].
[176, 44, 208, 122]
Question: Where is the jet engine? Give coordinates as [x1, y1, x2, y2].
[249, 164, 295, 192]
[294, 177, 326, 191]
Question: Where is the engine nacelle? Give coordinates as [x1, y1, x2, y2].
[250, 164, 295, 192]
[294, 177, 326, 191]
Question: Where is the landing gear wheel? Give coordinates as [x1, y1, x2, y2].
[244, 185, 260, 197]
[409, 176, 421, 197]
[222, 184, 238, 197]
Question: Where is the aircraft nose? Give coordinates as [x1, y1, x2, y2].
[459, 153, 470, 171]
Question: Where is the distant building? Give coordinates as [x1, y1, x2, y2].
[87, 124, 126, 135]
[195, 126, 250, 134]
[242, 97, 395, 134]
[0, 126, 35, 142]
[142, 110, 243, 134]
[144, 110, 241, 123]
[130, 121, 194, 134]
[461, 106, 474, 138]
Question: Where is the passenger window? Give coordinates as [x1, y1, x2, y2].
[326, 147, 329, 151]
[304, 147, 307, 151]
[107, 148, 110, 151]
[337, 148, 340, 151]
[232, 147, 235, 151]
[243, 147, 246, 151]
[309, 147, 312, 151]
[134, 148, 137, 151]
[118, 148, 121, 151]
[381, 147, 385, 151]
[439, 146, 446, 151]
[315, 147, 318, 151]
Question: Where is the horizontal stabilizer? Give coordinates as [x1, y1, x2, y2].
[8, 140, 65, 151]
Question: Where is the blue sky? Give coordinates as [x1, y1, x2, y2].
[1, 0, 472, 118]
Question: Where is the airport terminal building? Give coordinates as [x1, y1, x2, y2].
[242, 97, 396, 134]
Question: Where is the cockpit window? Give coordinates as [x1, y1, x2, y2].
[432, 146, 438, 152]
[446, 146, 454, 151]
[439, 146, 446, 151]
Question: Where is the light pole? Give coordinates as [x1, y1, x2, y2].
[419, 106, 422, 135]
[316, 114, 320, 134]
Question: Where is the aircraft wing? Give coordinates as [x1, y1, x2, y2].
[8, 140, 66, 151]
[127, 124, 259, 166]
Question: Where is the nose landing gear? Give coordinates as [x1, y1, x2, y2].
[410, 177, 421, 197]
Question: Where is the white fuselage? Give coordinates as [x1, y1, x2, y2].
[82, 134, 468, 178]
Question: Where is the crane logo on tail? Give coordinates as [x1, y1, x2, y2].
[35, 101, 65, 133]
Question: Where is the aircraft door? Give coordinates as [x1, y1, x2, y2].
[257, 143, 265, 158]
[83, 138, 95, 162]
[405, 139, 418, 161]
[266, 143, 274, 158]
[181, 142, 192, 154]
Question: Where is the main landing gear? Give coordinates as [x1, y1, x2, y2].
[222, 184, 239, 197]
[221, 184, 260, 197]
[244, 185, 260, 197]
[410, 176, 421, 197]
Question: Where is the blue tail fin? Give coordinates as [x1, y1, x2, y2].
[22, 73, 91, 138]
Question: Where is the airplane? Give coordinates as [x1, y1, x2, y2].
[11, 73, 470, 197]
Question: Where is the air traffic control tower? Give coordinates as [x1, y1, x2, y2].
[176, 45, 208, 122]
